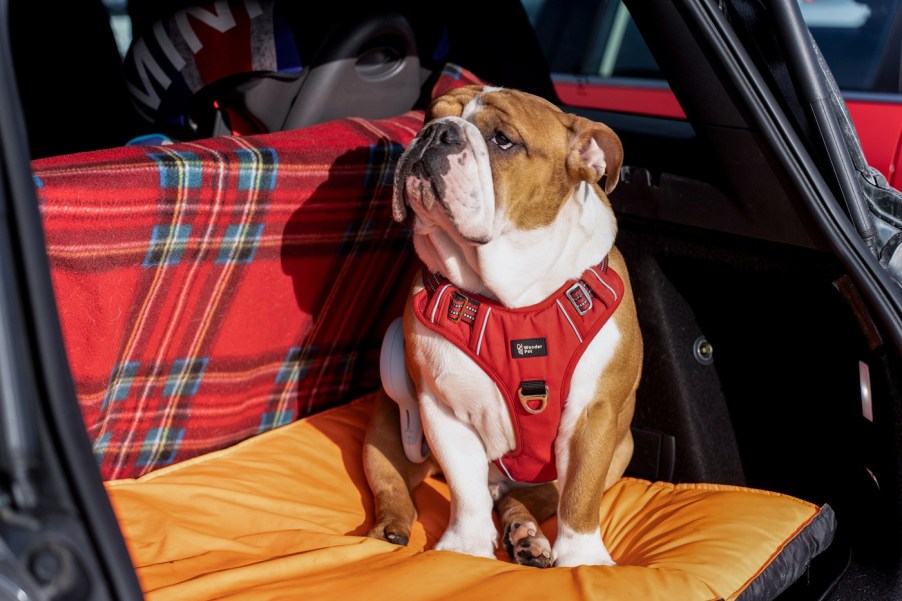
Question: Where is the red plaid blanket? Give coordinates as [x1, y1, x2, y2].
[34, 64, 485, 479]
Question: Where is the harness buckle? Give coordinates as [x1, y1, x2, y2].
[518, 381, 549, 415]
[448, 291, 479, 324]
[566, 282, 593, 316]
[448, 291, 466, 322]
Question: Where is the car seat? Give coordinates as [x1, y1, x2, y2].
[121, 0, 442, 140]
[121, 0, 558, 142]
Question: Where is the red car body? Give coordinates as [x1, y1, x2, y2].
[554, 79, 902, 186]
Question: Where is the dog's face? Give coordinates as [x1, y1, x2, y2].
[392, 85, 623, 245]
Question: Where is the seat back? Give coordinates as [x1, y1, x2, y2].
[33, 64, 483, 480]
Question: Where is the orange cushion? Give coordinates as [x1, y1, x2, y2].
[106, 395, 834, 600]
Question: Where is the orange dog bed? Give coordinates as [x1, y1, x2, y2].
[106, 394, 834, 600]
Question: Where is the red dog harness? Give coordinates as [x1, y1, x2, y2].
[412, 257, 624, 483]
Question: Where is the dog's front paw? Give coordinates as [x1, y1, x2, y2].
[367, 520, 412, 547]
[552, 526, 615, 567]
[434, 524, 498, 559]
[503, 520, 552, 568]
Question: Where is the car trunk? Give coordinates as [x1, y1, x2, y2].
[0, 1, 900, 599]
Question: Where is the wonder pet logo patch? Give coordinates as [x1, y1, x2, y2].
[511, 338, 548, 359]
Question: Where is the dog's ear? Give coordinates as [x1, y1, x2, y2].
[564, 115, 623, 195]
[426, 85, 484, 121]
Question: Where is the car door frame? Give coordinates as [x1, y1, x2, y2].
[0, 0, 144, 598]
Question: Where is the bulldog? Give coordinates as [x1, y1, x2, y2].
[364, 85, 642, 568]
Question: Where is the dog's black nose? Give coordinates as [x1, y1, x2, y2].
[426, 121, 463, 147]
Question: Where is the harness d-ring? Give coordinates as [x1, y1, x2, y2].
[518, 383, 549, 415]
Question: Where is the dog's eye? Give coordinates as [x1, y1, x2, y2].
[492, 132, 514, 150]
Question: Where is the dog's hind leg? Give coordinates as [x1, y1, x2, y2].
[364, 390, 437, 546]
[496, 482, 558, 568]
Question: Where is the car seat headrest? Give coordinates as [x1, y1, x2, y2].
[281, 11, 430, 131]
[123, 0, 302, 139]
[123, 1, 441, 141]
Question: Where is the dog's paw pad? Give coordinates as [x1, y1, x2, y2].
[504, 521, 552, 569]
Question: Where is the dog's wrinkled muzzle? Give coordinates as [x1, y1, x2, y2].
[392, 117, 495, 244]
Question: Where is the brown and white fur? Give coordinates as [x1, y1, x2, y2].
[364, 85, 642, 568]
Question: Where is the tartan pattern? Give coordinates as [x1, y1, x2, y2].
[103, 361, 141, 408]
[137, 427, 186, 467]
[216, 223, 265, 264]
[144, 224, 192, 266]
[150, 151, 203, 189]
[33, 65, 487, 479]
[163, 358, 210, 397]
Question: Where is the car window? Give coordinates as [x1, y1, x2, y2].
[804, 0, 902, 92]
[524, 0, 902, 94]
